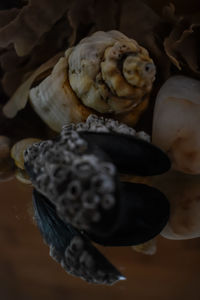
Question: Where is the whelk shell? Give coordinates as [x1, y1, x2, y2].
[3, 30, 156, 132]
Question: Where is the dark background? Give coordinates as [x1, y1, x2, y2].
[0, 179, 200, 300]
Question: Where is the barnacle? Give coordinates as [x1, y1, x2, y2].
[33, 190, 124, 285]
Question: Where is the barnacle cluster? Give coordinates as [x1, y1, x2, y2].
[24, 129, 117, 230]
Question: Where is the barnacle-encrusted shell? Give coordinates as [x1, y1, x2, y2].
[53, 235, 125, 285]
[24, 131, 117, 230]
[63, 114, 150, 142]
[4, 31, 155, 132]
[33, 190, 124, 285]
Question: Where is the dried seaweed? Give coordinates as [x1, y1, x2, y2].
[0, 0, 73, 56]
[163, 4, 200, 77]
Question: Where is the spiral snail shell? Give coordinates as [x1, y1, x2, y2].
[3, 30, 156, 132]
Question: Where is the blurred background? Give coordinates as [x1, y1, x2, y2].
[0, 179, 200, 300]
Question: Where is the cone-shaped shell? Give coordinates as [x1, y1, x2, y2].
[68, 31, 155, 116]
[5, 30, 156, 132]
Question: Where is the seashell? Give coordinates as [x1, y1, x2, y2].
[15, 168, 32, 185]
[10, 138, 41, 184]
[33, 189, 124, 285]
[63, 115, 171, 176]
[3, 30, 156, 132]
[11, 138, 41, 170]
[148, 170, 200, 240]
[24, 116, 170, 248]
[152, 75, 200, 174]
[132, 238, 157, 255]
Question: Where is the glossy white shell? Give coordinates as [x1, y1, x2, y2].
[29, 55, 92, 132]
[152, 75, 200, 174]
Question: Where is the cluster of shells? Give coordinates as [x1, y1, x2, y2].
[1, 27, 200, 269]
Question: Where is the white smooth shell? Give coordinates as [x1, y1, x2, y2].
[151, 170, 200, 240]
[29, 55, 91, 132]
[152, 75, 200, 174]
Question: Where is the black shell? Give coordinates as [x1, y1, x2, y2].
[88, 182, 170, 246]
[79, 132, 171, 175]
[33, 189, 125, 285]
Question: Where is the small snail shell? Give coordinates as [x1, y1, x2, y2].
[3, 31, 156, 132]
[11, 138, 41, 184]
[11, 138, 41, 170]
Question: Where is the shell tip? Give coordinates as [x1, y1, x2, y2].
[118, 275, 126, 281]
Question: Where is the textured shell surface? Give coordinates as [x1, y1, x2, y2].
[11, 138, 41, 170]
[68, 30, 155, 115]
[25, 30, 156, 132]
[29, 56, 92, 132]
[152, 75, 200, 174]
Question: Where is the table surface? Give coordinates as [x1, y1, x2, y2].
[0, 179, 200, 300]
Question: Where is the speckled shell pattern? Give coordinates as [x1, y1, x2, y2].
[29, 30, 156, 132]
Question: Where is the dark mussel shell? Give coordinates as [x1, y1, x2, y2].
[33, 189, 125, 285]
[25, 129, 170, 248]
[88, 182, 170, 246]
[79, 132, 171, 176]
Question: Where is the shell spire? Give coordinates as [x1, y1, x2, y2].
[4, 30, 156, 132]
